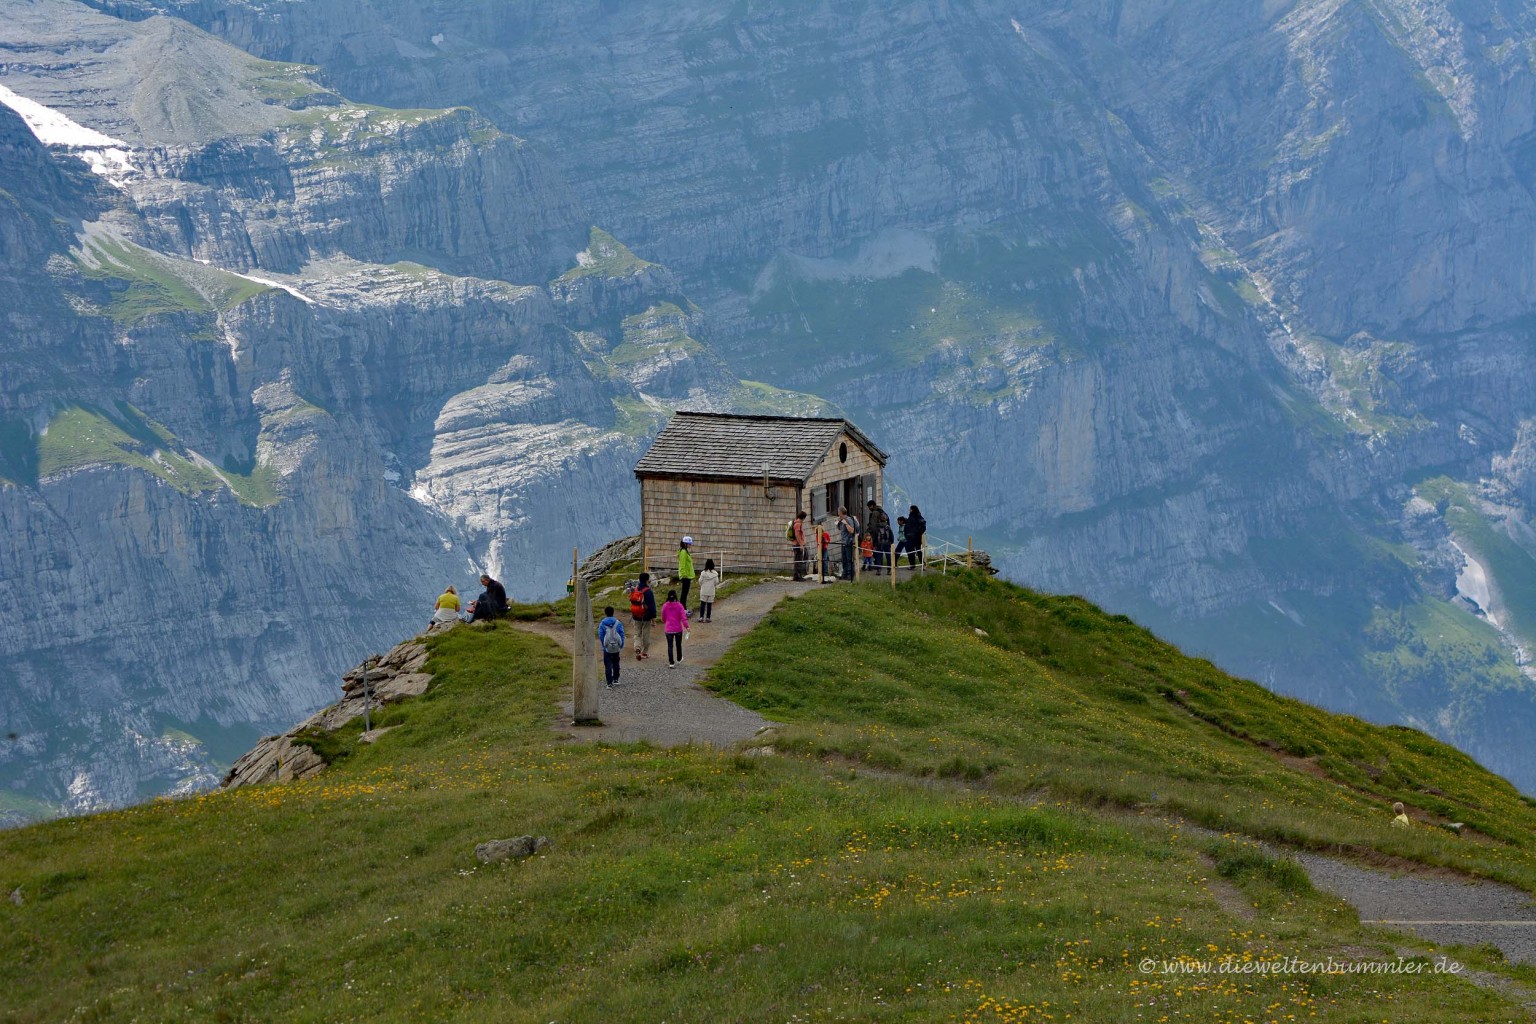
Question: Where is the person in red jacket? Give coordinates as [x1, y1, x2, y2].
[628, 572, 657, 660]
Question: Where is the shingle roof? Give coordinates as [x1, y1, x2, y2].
[634, 412, 888, 483]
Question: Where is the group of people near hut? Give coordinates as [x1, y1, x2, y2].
[790, 501, 926, 582]
[427, 501, 927, 686]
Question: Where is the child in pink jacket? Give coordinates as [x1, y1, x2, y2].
[660, 589, 690, 667]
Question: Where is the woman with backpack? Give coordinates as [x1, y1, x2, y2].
[902, 505, 927, 568]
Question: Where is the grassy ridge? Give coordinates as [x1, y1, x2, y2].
[3, 577, 1534, 1022]
[710, 573, 1536, 888]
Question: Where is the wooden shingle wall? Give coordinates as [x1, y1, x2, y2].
[805, 431, 884, 523]
[641, 477, 806, 574]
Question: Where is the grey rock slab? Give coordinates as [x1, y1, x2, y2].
[474, 835, 551, 864]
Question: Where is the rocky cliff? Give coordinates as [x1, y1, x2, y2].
[78, 0, 1536, 794]
[0, 0, 815, 822]
[8, 0, 1536, 813]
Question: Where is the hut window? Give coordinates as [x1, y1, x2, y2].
[839, 442, 848, 463]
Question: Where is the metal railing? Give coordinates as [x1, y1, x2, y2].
[633, 534, 980, 588]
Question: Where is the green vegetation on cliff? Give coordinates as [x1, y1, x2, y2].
[36, 404, 278, 505]
[557, 227, 658, 281]
[3, 574, 1534, 1022]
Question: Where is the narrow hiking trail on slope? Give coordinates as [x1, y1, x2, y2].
[517, 577, 816, 747]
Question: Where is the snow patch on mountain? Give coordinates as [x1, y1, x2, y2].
[0, 83, 136, 184]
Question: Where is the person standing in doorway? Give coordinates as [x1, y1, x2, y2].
[677, 536, 696, 609]
[792, 510, 809, 581]
[598, 606, 626, 687]
[697, 558, 721, 621]
[629, 572, 657, 660]
[661, 589, 689, 667]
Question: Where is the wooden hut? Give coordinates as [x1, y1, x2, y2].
[634, 411, 889, 573]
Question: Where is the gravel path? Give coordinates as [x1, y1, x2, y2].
[536, 577, 818, 747]
[1296, 852, 1536, 965]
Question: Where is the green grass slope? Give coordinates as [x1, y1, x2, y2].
[4, 574, 1535, 1023]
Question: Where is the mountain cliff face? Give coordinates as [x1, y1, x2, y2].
[7, 0, 1536, 814]
[0, 0, 815, 822]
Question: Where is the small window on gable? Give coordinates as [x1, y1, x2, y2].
[839, 442, 848, 463]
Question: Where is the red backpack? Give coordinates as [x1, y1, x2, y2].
[629, 585, 649, 619]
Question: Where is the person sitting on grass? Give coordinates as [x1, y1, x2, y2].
[661, 589, 689, 668]
[471, 573, 508, 621]
[1391, 801, 1411, 827]
[598, 606, 626, 688]
[430, 585, 460, 631]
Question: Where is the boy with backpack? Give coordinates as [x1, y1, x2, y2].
[628, 572, 657, 660]
[598, 606, 626, 687]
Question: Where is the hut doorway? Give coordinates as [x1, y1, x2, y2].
[822, 475, 876, 522]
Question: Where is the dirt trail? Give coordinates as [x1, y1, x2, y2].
[517, 577, 819, 747]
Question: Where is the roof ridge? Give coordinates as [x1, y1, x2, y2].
[672, 410, 849, 424]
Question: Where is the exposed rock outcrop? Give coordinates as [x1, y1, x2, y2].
[221, 636, 434, 789]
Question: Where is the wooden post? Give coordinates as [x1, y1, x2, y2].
[967, 536, 973, 569]
[890, 541, 897, 590]
[572, 577, 600, 726]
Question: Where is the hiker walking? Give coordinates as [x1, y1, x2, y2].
[836, 506, 858, 580]
[598, 605, 626, 687]
[697, 558, 721, 621]
[430, 585, 460, 630]
[791, 510, 809, 581]
[629, 572, 657, 660]
[661, 589, 689, 667]
[677, 536, 696, 609]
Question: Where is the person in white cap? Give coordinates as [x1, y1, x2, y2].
[677, 536, 696, 609]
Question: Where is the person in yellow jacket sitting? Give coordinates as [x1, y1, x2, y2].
[677, 536, 696, 610]
[430, 585, 460, 631]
